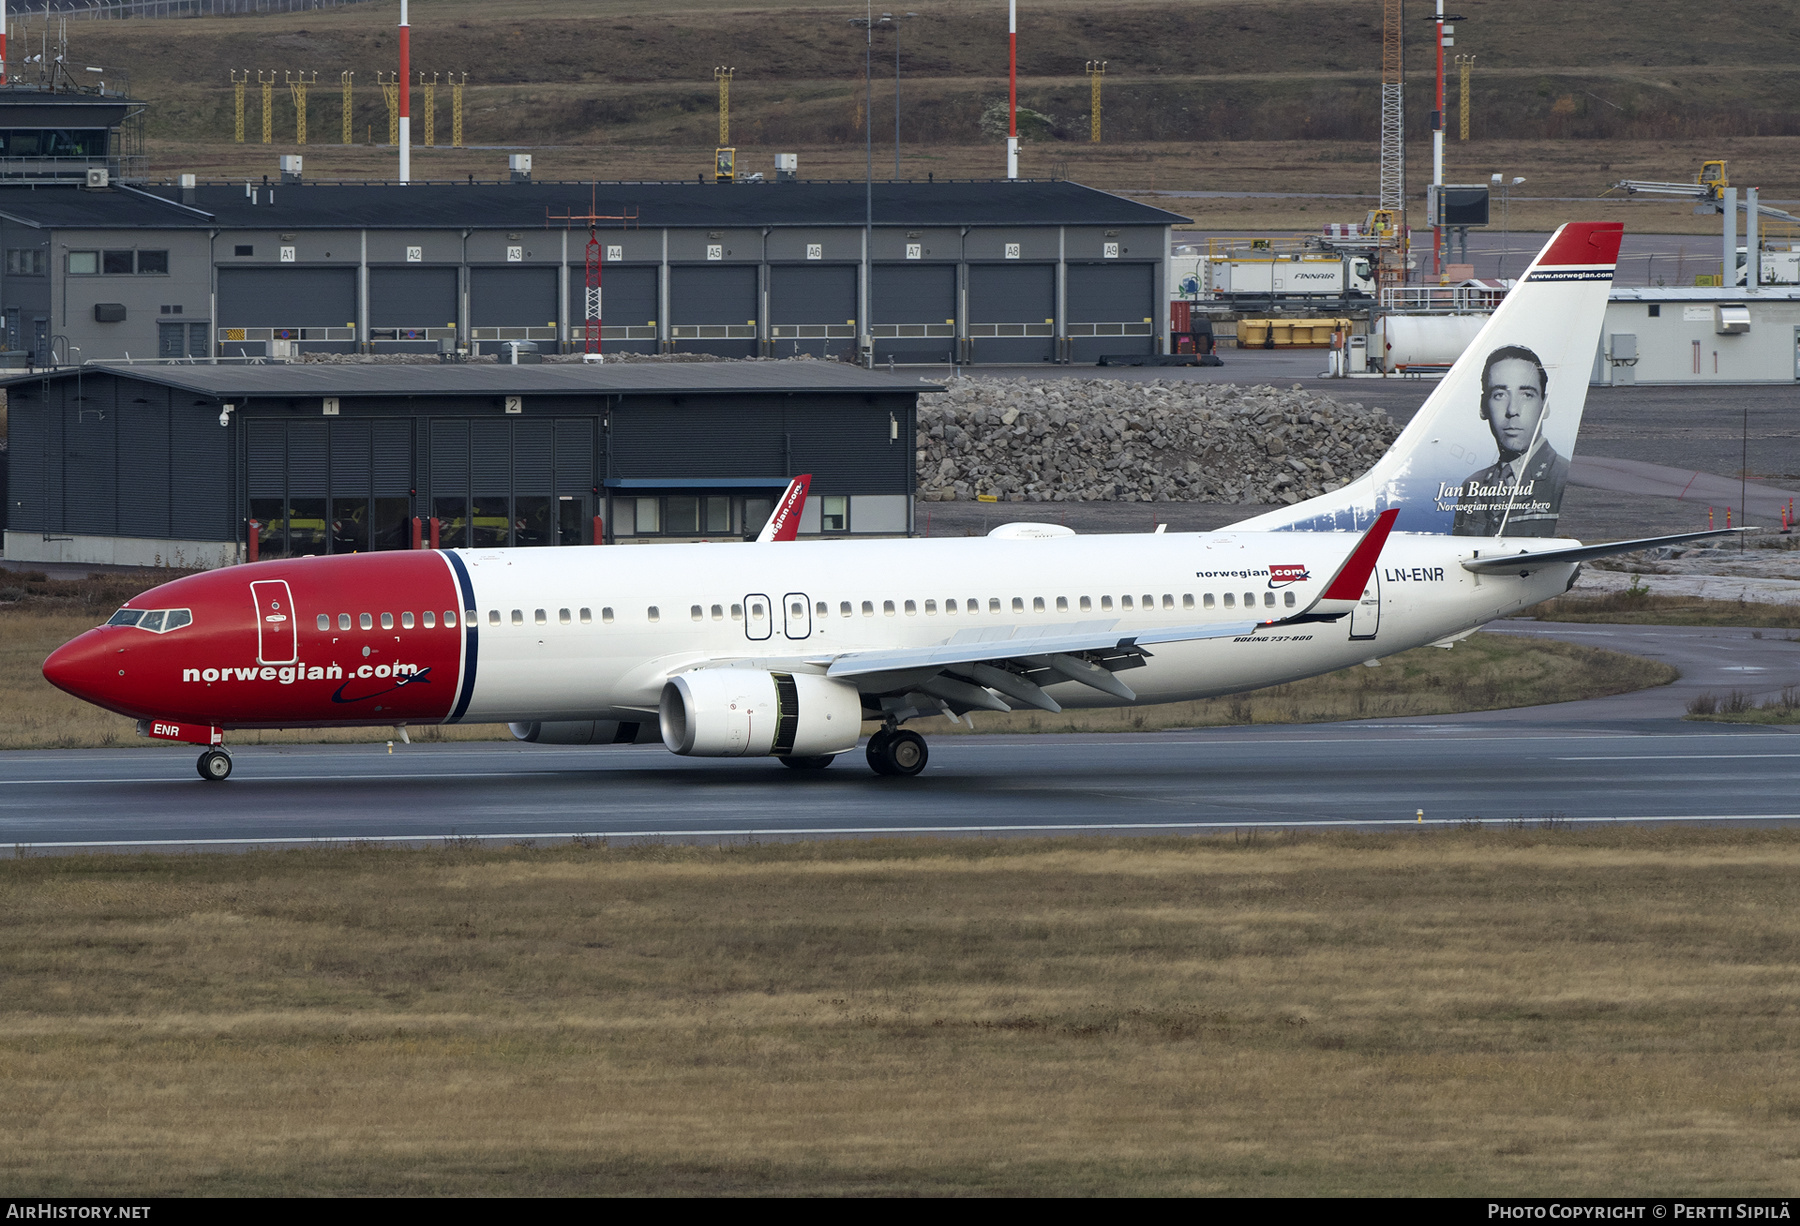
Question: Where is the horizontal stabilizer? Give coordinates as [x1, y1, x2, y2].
[1460, 527, 1751, 575]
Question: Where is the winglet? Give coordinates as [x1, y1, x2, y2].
[756, 474, 812, 543]
[1321, 507, 1400, 601]
[1263, 508, 1400, 627]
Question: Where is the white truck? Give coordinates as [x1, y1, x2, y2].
[1170, 245, 1375, 301]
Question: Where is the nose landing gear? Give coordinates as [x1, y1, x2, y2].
[197, 748, 233, 782]
[866, 727, 928, 776]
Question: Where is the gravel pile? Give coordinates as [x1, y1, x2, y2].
[915, 377, 1399, 504]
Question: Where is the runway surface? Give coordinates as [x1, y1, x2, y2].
[4, 623, 1798, 852]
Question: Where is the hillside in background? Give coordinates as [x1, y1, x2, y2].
[23, 0, 1800, 218]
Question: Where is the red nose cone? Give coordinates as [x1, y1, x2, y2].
[43, 629, 115, 708]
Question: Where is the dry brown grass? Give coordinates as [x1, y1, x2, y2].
[2, 829, 1797, 1195]
[1525, 591, 1800, 629]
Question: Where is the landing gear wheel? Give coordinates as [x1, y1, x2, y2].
[866, 728, 896, 776]
[197, 748, 233, 782]
[779, 754, 835, 771]
[868, 728, 928, 777]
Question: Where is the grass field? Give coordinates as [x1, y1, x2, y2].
[1, 573, 1675, 748]
[1523, 591, 1800, 629]
[2, 829, 1797, 1195]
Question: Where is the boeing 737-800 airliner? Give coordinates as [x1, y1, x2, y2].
[41, 222, 1735, 779]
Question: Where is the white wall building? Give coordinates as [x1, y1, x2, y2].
[1594, 289, 1800, 386]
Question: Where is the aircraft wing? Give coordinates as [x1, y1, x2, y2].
[823, 618, 1262, 680]
[1460, 527, 1750, 574]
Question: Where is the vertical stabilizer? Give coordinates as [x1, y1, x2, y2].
[1232, 221, 1623, 538]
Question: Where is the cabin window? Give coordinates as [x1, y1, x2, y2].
[1264, 592, 1276, 608]
[423, 611, 437, 627]
[989, 597, 1001, 613]
[1142, 595, 1154, 609]
[402, 612, 415, 629]
[904, 600, 917, 615]
[647, 606, 660, 622]
[1012, 597, 1024, 612]
[712, 605, 725, 620]
[579, 608, 592, 624]
[316, 614, 329, 631]
[381, 613, 394, 629]
[463, 610, 475, 626]
[559, 608, 571, 625]
[862, 601, 874, 616]
[1182, 594, 1194, 610]
[967, 599, 979, 613]
[1285, 591, 1297, 607]
[731, 603, 743, 620]
[446, 611, 458, 627]
[1161, 595, 1173, 610]
[1101, 596, 1113, 611]
[1032, 597, 1045, 612]
[1244, 592, 1256, 607]
[816, 601, 828, 616]
[512, 609, 524, 626]
[691, 605, 704, 622]
[1121, 596, 1134, 611]
[1079, 596, 1091, 612]
[602, 607, 615, 623]
[883, 600, 896, 616]
[944, 598, 957, 616]
[1056, 596, 1068, 612]
[841, 601, 853, 617]
[488, 610, 501, 625]
[1223, 593, 1235, 608]
[924, 599, 937, 614]
[360, 613, 373, 630]
[1203, 594, 1215, 609]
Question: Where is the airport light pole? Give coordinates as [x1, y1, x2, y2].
[1492, 173, 1524, 280]
[850, 6, 876, 366]
[398, 0, 410, 183]
[1007, 0, 1018, 179]
[886, 12, 917, 179]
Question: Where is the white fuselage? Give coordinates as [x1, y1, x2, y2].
[453, 530, 1575, 724]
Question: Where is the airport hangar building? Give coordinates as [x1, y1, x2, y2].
[0, 178, 1183, 366]
[2, 362, 933, 568]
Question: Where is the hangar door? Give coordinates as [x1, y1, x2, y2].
[246, 417, 414, 558]
[570, 265, 658, 354]
[470, 267, 558, 353]
[425, 417, 598, 548]
[670, 265, 757, 358]
[217, 267, 356, 355]
[1066, 263, 1156, 363]
[967, 263, 1054, 363]
[369, 267, 458, 351]
[871, 264, 956, 365]
[769, 265, 856, 360]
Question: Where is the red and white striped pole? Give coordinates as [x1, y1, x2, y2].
[1006, 0, 1018, 179]
[398, 0, 411, 183]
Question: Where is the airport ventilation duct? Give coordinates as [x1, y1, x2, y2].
[1714, 304, 1751, 335]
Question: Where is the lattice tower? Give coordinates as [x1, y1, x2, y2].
[1379, 0, 1405, 212]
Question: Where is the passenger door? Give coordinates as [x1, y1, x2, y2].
[743, 592, 772, 641]
[250, 579, 299, 664]
[1348, 570, 1381, 641]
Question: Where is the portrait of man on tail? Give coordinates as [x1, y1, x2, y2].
[1451, 344, 1569, 537]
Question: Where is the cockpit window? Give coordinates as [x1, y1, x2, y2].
[107, 607, 192, 633]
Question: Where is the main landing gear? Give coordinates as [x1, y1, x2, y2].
[866, 727, 928, 777]
[196, 747, 233, 782]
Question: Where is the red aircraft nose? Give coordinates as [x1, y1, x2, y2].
[43, 628, 118, 709]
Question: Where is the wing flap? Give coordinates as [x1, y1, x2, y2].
[824, 619, 1260, 681]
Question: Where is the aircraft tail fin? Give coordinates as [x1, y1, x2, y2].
[756, 474, 812, 543]
[1231, 221, 1623, 539]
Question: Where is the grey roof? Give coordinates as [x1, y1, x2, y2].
[0, 178, 1187, 231]
[0, 360, 943, 399]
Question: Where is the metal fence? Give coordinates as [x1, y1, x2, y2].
[19, 0, 371, 18]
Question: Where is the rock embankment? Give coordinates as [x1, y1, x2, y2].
[916, 377, 1400, 504]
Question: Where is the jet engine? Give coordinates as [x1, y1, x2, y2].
[659, 669, 862, 758]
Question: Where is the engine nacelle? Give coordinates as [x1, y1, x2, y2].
[660, 669, 862, 758]
[508, 720, 660, 745]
